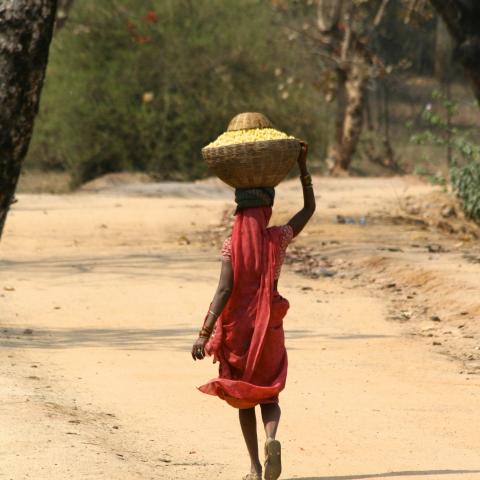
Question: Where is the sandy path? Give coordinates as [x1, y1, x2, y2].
[1, 177, 480, 480]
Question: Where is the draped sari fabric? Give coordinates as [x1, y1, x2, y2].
[199, 206, 289, 409]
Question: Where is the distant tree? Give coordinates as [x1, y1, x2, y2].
[0, 1, 58, 238]
[318, 0, 392, 174]
[276, 0, 398, 174]
[279, 0, 446, 175]
[429, 0, 480, 105]
[287, 0, 391, 174]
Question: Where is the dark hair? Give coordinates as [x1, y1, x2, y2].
[234, 187, 275, 210]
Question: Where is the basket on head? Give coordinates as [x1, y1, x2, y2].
[202, 113, 300, 189]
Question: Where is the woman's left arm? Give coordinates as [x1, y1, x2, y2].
[191, 259, 233, 360]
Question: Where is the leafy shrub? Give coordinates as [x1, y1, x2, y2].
[451, 161, 480, 221]
[409, 90, 480, 222]
[28, 0, 327, 186]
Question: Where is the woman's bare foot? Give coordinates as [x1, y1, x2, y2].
[250, 461, 262, 478]
[243, 471, 262, 480]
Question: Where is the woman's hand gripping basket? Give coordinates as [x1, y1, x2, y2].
[202, 112, 301, 188]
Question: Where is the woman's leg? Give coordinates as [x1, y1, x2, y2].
[260, 403, 281, 439]
[239, 407, 262, 476]
[260, 403, 282, 480]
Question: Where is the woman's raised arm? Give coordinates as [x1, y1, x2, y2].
[287, 142, 316, 237]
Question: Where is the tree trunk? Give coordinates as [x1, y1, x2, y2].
[319, 0, 389, 175]
[381, 80, 396, 169]
[326, 68, 347, 174]
[434, 15, 454, 83]
[0, 0, 57, 238]
[329, 46, 370, 174]
[430, 0, 480, 105]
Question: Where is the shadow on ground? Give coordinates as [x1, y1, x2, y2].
[0, 252, 216, 281]
[285, 469, 480, 480]
[0, 326, 394, 350]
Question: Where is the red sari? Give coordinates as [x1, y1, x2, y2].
[199, 206, 289, 409]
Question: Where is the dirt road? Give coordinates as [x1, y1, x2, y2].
[1, 177, 479, 480]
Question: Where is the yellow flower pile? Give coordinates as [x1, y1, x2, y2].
[205, 128, 294, 148]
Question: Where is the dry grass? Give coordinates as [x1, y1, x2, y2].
[17, 170, 72, 194]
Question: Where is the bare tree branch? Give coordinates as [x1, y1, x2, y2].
[404, 0, 420, 24]
[340, 11, 352, 64]
[317, 0, 343, 33]
[373, 0, 391, 27]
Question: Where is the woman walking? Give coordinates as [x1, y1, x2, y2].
[192, 142, 315, 480]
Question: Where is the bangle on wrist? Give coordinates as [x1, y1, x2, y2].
[300, 173, 312, 183]
[301, 174, 312, 188]
[199, 327, 212, 338]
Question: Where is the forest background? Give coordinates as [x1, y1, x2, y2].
[23, 0, 480, 192]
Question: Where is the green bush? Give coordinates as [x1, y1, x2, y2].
[409, 90, 480, 222]
[451, 161, 480, 221]
[28, 0, 327, 186]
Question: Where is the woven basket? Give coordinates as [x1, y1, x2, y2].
[202, 113, 300, 188]
[227, 112, 273, 131]
[203, 139, 300, 188]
